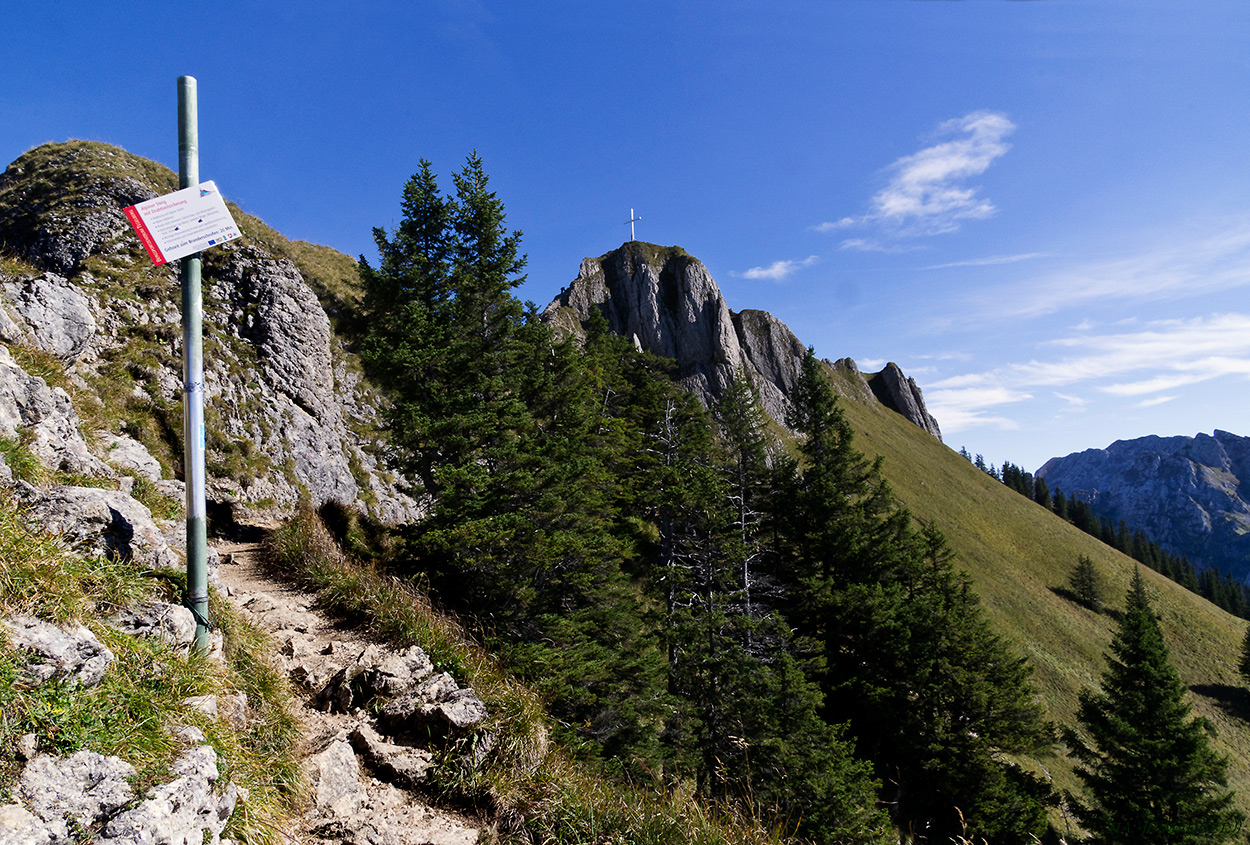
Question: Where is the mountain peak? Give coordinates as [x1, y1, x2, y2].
[543, 241, 942, 438]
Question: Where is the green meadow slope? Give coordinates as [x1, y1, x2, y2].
[829, 363, 1250, 817]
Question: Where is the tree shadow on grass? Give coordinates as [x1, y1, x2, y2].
[1049, 586, 1122, 623]
[1190, 683, 1250, 723]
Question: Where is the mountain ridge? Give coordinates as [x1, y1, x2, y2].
[1038, 429, 1250, 581]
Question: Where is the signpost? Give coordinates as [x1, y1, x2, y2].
[123, 77, 240, 653]
[176, 76, 211, 653]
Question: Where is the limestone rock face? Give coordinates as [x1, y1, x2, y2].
[209, 245, 360, 507]
[869, 363, 942, 440]
[543, 242, 942, 438]
[0, 346, 107, 475]
[732, 309, 808, 424]
[1037, 430, 1250, 580]
[0, 273, 96, 361]
[546, 243, 747, 403]
[0, 143, 166, 275]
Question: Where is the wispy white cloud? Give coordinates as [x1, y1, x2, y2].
[924, 385, 1031, 432]
[972, 219, 1250, 321]
[923, 252, 1050, 270]
[736, 254, 818, 282]
[870, 111, 1015, 234]
[839, 238, 920, 254]
[1136, 395, 1178, 408]
[817, 111, 1015, 241]
[810, 217, 859, 233]
[1052, 392, 1089, 408]
[926, 313, 1250, 433]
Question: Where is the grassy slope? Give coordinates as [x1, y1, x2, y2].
[828, 364, 1250, 814]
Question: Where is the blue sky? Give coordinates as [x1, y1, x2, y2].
[4, 1, 1249, 473]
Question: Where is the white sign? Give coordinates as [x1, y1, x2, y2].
[123, 181, 242, 265]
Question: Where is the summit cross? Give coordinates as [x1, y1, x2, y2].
[625, 208, 642, 241]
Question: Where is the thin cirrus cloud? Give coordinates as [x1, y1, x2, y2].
[923, 252, 1051, 270]
[971, 219, 1250, 322]
[925, 314, 1250, 433]
[736, 254, 819, 282]
[816, 111, 1016, 245]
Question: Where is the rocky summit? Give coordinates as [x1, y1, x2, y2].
[542, 240, 942, 437]
[1037, 429, 1250, 580]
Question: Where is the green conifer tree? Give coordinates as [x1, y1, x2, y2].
[1238, 622, 1250, 690]
[774, 351, 1053, 843]
[1070, 554, 1104, 613]
[1064, 568, 1243, 844]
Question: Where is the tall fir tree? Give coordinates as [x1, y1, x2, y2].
[359, 159, 670, 769]
[773, 350, 1053, 843]
[1064, 568, 1242, 844]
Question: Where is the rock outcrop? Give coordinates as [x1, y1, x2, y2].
[2, 615, 114, 688]
[869, 363, 942, 439]
[3, 745, 239, 845]
[1037, 430, 1250, 581]
[0, 140, 420, 523]
[542, 241, 942, 438]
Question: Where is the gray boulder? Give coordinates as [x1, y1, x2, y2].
[3, 615, 114, 688]
[116, 601, 196, 648]
[14, 483, 180, 571]
[96, 432, 163, 481]
[378, 672, 489, 734]
[16, 750, 135, 841]
[316, 644, 435, 713]
[307, 739, 366, 817]
[1, 273, 96, 361]
[96, 745, 239, 845]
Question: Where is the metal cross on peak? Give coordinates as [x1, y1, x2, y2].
[624, 208, 642, 241]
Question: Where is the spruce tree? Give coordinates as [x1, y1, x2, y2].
[774, 351, 1053, 843]
[1064, 568, 1242, 844]
[1238, 623, 1250, 689]
[1070, 554, 1104, 613]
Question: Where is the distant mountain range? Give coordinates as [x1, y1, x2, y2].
[1037, 430, 1250, 582]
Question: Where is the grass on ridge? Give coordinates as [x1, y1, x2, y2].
[0, 491, 303, 844]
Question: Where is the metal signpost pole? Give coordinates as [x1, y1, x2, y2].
[178, 75, 210, 651]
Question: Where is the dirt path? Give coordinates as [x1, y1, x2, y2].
[214, 537, 482, 845]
